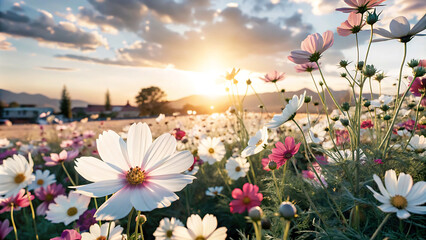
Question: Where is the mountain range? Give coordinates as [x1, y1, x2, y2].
[1, 88, 377, 113]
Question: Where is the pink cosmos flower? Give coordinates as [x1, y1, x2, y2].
[335, 129, 350, 146]
[419, 59, 426, 67]
[0, 219, 13, 240]
[259, 70, 285, 83]
[337, 12, 365, 36]
[361, 120, 374, 129]
[336, 0, 386, 14]
[295, 62, 319, 73]
[0, 189, 34, 213]
[34, 183, 66, 216]
[316, 155, 328, 165]
[374, 159, 383, 164]
[261, 158, 272, 171]
[43, 149, 79, 166]
[268, 137, 301, 168]
[288, 31, 334, 64]
[172, 128, 186, 140]
[409, 76, 426, 106]
[302, 163, 328, 187]
[229, 183, 263, 214]
[51, 229, 81, 240]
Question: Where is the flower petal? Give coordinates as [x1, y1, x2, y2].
[74, 180, 125, 198]
[75, 157, 122, 182]
[147, 151, 194, 176]
[95, 187, 133, 220]
[396, 209, 410, 219]
[202, 214, 218, 237]
[389, 16, 410, 38]
[396, 172, 413, 196]
[96, 130, 131, 171]
[142, 133, 176, 170]
[126, 123, 152, 168]
[384, 170, 397, 196]
[405, 181, 426, 205]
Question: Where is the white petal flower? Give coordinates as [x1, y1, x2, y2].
[198, 137, 226, 164]
[28, 169, 56, 191]
[0, 154, 34, 198]
[370, 95, 394, 108]
[206, 186, 224, 197]
[241, 126, 268, 157]
[225, 156, 250, 180]
[308, 124, 327, 144]
[0, 138, 12, 149]
[367, 169, 426, 219]
[266, 91, 306, 129]
[153, 217, 184, 240]
[408, 135, 426, 153]
[46, 191, 90, 225]
[74, 122, 195, 220]
[374, 15, 426, 42]
[174, 214, 227, 240]
[81, 222, 124, 240]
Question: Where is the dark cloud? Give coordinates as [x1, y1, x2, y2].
[57, 7, 317, 72]
[0, 7, 107, 51]
[38, 66, 77, 71]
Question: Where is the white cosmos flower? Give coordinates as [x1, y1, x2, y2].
[73, 122, 195, 220]
[408, 135, 426, 153]
[374, 15, 426, 42]
[225, 156, 250, 180]
[28, 169, 56, 191]
[308, 124, 327, 144]
[397, 129, 410, 137]
[266, 91, 306, 129]
[46, 191, 90, 225]
[153, 217, 184, 240]
[206, 186, 224, 197]
[367, 169, 426, 219]
[0, 154, 34, 198]
[241, 126, 268, 157]
[198, 137, 226, 165]
[81, 222, 124, 240]
[174, 214, 227, 240]
[370, 95, 394, 108]
[156, 113, 166, 123]
[0, 138, 12, 149]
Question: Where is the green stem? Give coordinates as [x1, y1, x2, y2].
[396, 42, 407, 104]
[93, 198, 102, 226]
[27, 189, 39, 240]
[370, 214, 391, 240]
[282, 220, 291, 240]
[11, 204, 18, 240]
[61, 162, 76, 186]
[106, 221, 112, 240]
[404, 93, 424, 150]
[250, 85, 269, 113]
[127, 207, 135, 237]
[253, 221, 261, 240]
[134, 211, 140, 238]
[271, 170, 282, 202]
[316, 62, 345, 114]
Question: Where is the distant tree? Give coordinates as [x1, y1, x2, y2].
[105, 89, 111, 111]
[9, 101, 19, 108]
[59, 85, 72, 119]
[135, 86, 168, 116]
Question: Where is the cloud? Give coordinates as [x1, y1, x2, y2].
[0, 6, 108, 51]
[0, 34, 15, 51]
[290, 0, 340, 15]
[57, 8, 317, 73]
[38, 66, 77, 71]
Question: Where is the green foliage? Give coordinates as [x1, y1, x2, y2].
[135, 86, 169, 116]
[59, 85, 72, 119]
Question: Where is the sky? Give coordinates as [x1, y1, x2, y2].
[0, 0, 425, 105]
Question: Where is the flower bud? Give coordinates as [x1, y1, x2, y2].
[331, 115, 339, 121]
[418, 106, 425, 112]
[313, 102, 319, 106]
[268, 161, 277, 170]
[258, 104, 264, 109]
[363, 65, 377, 77]
[364, 101, 371, 108]
[246, 79, 252, 85]
[342, 102, 350, 111]
[383, 115, 391, 121]
[319, 81, 324, 86]
[366, 9, 380, 25]
[340, 118, 350, 126]
[285, 98, 290, 103]
[281, 89, 286, 93]
[279, 202, 297, 220]
[261, 218, 271, 230]
[249, 206, 263, 221]
[374, 72, 386, 82]
[408, 103, 416, 109]
[233, 79, 238, 85]
[339, 60, 349, 68]
[357, 61, 364, 71]
[407, 59, 419, 68]
[136, 214, 147, 224]
[414, 66, 426, 78]
[380, 104, 390, 112]
[340, 72, 347, 78]
[304, 96, 312, 103]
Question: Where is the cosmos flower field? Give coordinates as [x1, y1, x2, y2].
[1, 1, 426, 239]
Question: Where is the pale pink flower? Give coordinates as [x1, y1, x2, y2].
[336, 0, 386, 14]
[374, 15, 426, 42]
[0, 189, 34, 214]
[0, 219, 13, 240]
[288, 31, 334, 64]
[259, 70, 285, 83]
[43, 149, 79, 166]
[34, 183, 66, 215]
[295, 62, 319, 73]
[337, 12, 365, 36]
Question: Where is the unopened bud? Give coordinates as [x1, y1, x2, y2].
[279, 202, 297, 220]
[268, 161, 277, 170]
[248, 206, 263, 221]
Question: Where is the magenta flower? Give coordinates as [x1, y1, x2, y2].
[261, 158, 272, 171]
[50, 229, 81, 240]
[337, 12, 365, 36]
[374, 159, 384, 164]
[0, 189, 34, 213]
[230, 183, 263, 214]
[172, 128, 186, 140]
[361, 120, 374, 129]
[295, 62, 319, 73]
[288, 31, 334, 64]
[43, 149, 79, 166]
[268, 137, 301, 168]
[335, 129, 350, 146]
[0, 219, 13, 240]
[34, 183, 66, 216]
[336, 0, 386, 14]
[75, 209, 97, 231]
[259, 70, 285, 83]
[409, 76, 426, 106]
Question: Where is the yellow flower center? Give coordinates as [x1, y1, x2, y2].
[45, 194, 54, 202]
[14, 173, 26, 184]
[37, 179, 44, 185]
[67, 207, 78, 216]
[96, 237, 106, 240]
[166, 230, 173, 238]
[208, 148, 215, 154]
[235, 166, 241, 172]
[255, 139, 263, 147]
[390, 195, 408, 209]
[195, 236, 206, 240]
[126, 167, 146, 185]
[243, 196, 251, 204]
